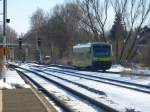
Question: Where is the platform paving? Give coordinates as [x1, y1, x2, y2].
[1, 88, 54, 112]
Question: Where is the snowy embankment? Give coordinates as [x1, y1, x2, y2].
[132, 68, 150, 76]
[108, 64, 150, 76]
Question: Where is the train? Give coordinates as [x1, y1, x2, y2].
[73, 42, 113, 71]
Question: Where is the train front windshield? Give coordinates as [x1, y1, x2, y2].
[93, 45, 111, 57]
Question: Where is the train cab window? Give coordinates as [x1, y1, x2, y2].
[93, 45, 111, 57]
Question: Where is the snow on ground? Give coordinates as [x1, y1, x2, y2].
[78, 71, 150, 85]
[42, 69, 150, 112]
[8, 63, 150, 112]
[108, 64, 150, 76]
[132, 68, 150, 75]
[35, 70, 126, 111]
[107, 64, 127, 72]
[21, 65, 149, 112]
[0, 80, 13, 89]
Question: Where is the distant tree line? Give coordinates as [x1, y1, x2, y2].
[24, 3, 92, 63]
[0, 25, 18, 60]
[0, 25, 17, 44]
[22, 0, 150, 67]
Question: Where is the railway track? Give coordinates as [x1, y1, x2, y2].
[30, 68, 107, 96]
[38, 67, 150, 94]
[17, 70, 75, 112]
[47, 64, 150, 76]
[15, 67, 120, 112]
[9, 63, 150, 93]
[9, 63, 150, 112]
[31, 65, 150, 88]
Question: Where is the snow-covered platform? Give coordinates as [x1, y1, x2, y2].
[0, 68, 29, 89]
[5, 69, 29, 88]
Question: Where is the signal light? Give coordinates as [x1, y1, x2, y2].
[37, 38, 41, 47]
[18, 38, 22, 49]
[2, 47, 8, 55]
[6, 19, 10, 23]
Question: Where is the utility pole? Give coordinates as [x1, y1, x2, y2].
[35, 27, 41, 64]
[2, 0, 7, 82]
[3, 0, 6, 37]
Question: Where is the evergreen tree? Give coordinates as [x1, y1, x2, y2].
[110, 12, 126, 63]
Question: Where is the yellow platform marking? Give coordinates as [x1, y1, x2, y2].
[0, 90, 2, 112]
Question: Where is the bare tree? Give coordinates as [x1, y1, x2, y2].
[76, 0, 110, 42]
[111, 0, 150, 62]
[25, 3, 85, 62]
[30, 8, 46, 30]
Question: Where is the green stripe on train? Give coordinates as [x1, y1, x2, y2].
[95, 57, 112, 61]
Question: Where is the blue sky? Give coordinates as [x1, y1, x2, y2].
[0, 0, 149, 35]
[0, 0, 114, 35]
[5, 0, 65, 34]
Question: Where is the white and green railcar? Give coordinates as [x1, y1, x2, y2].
[73, 42, 112, 71]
